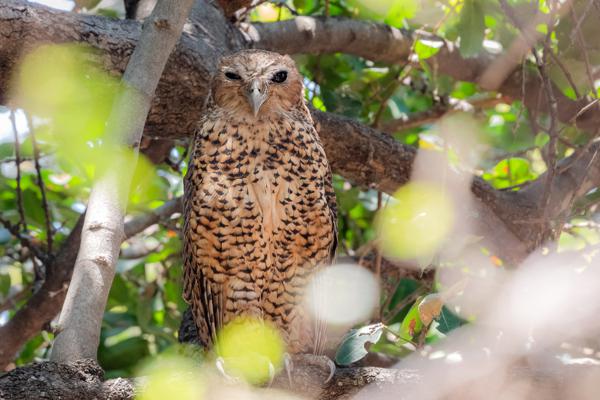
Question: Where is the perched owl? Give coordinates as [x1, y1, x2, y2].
[182, 49, 337, 356]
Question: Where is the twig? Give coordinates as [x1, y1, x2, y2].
[371, 67, 406, 130]
[26, 113, 53, 254]
[380, 96, 503, 134]
[499, 0, 559, 221]
[9, 110, 26, 232]
[234, 0, 269, 23]
[0, 216, 48, 264]
[569, 1, 596, 95]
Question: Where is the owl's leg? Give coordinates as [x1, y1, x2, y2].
[284, 353, 336, 386]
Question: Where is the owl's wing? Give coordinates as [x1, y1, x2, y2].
[301, 105, 338, 262]
[324, 165, 338, 263]
[182, 158, 223, 349]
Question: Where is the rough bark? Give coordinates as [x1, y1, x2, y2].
[0, 357, 593, 400]
[0, 360, 134, 400]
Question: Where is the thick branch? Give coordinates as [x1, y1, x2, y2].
[243, 16, 413, 64]
[0, 360, 134, 400]
[0, 0, 244, 141]
[0, 357, 586, 400]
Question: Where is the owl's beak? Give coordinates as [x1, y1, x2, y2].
[245, 80, 268, 116]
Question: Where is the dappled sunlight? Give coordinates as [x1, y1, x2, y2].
[376, 182, 455, 263]
[11, 43, 157, 205]
[356, 244, 600, 399]
[2, 0, 600, 399]
[214, 317, 285, 385]
[136, 354, 205, 400]
[376, 113, 486, 266]
[305, 263, 379, 327]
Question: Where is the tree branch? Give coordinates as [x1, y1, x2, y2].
[0, 356, 585, 400]
[123, 197, 181, 237]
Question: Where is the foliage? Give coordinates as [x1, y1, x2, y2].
[1, 0, 599, 380]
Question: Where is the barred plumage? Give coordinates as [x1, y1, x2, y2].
[183, 49, 337, 354]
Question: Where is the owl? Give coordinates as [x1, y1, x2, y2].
[182, 49, 337, 356]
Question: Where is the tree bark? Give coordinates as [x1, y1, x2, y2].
[0, 356, 591, 400]
[0, 359, 134, 400]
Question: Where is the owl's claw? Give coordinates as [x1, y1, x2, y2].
[217, 356, 277, 387]
[266, 360, 276, 387]
[284, 353, 336, 386]
[284, 353, 294, 386]
[215, 356, 240, 384]
[323, 357, 336, 384]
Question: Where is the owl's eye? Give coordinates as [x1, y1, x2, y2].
[271, 70, 288, 83]
[225, 71, 241, 80]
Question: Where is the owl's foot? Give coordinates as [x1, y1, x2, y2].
[283, 353, 336, 386]
[216, 356, 240, 384]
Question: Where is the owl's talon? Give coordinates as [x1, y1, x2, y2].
[284, 352, 294, 387]
[324, 357, 335, 384]
[266, 361, 276, 387]
[215, 356, 239, 384]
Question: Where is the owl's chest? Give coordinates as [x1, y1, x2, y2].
[191, 120, 323, 228]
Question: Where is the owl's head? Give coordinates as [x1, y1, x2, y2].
[211, 49, 304, 118]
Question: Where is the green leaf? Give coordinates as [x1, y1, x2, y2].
[385, 0, 420, 26]
[456, 0, 485, 57]
[386, 278, 420, 317]
[0, 143, 14, 160]
[22, 188, 45, 226]
[482, 157, 537, 189]
[335, 323, 384, 366]
[534, 132, 550, 147]
[0, 273, 10, 297]
[399, 299, 424, 340]
[98, 336, 149, 371]
[414, 39, 443, 60]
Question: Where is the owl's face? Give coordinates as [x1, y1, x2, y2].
[211, 50, 305, 118]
